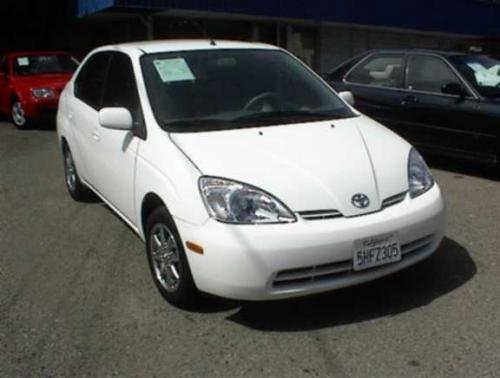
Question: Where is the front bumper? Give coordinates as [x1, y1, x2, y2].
[22, 96, 59, 119]
[176, 184, 445, 301]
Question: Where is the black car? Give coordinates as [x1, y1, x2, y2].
[325, 49, 500, 169]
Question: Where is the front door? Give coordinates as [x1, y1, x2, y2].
[88, 52, 143, 225]
[401, 54, 497, 162]
[69, 52, 111, 183]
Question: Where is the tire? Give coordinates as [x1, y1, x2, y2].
[11, 100, 30, 129]
[145, 206, 199, 307]
[62, 145, 94, 202]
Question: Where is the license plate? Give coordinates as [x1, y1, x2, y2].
[353, 234, 401, 271]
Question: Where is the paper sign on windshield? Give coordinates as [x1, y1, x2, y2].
[153, 58, 195, 83]
[17, 57, 29, 66]
[467, 62, 500, 87]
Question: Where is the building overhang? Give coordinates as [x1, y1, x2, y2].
[75, 0, 500, 37]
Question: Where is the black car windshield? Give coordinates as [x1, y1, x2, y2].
[141, 49, 356, 131]
[14, 54, 77, 76]
[450, 54, 500, 98]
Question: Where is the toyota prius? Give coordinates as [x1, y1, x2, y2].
[57, 40, 445, 306]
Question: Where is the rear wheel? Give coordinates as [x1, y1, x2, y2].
[11, 100, 29, 129]
[146, 207, 199, 307]
[63, 145, 94, 201]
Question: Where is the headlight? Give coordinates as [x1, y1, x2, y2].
[31, 88, 56, 98]
[199, 177, 296, 224]
[408, 148, 434, 198]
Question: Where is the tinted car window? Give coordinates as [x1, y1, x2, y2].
[74, 52, 110, 109]
[102, 52, 142, 125]
[407, 55, 460, 93]
[326, 53, 368, 82]
[450, 54, 500, 98]
[141, 49, 355, 132]
[347, 54, 405, 88]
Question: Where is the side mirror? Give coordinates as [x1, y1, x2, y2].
[98, 107, 133, 130]
[441, 83, 465, 97]
[338, 91, 355, 106]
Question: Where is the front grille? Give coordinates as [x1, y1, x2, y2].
[272, 234, 434, 289]
[381, 191, 408, 209]
[298, 191, 408, 221]
[298, 209, 343, 220]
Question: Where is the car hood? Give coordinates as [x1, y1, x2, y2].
[13, 74, 72, 92]
[171, 116, 411, 217]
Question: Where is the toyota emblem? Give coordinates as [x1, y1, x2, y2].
[352, 193, 370, 209]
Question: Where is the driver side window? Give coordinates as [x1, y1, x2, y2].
[101, 52, 145, 138]
[74, 52, 110, 110]
[101, 52, 141, 125]
[407, 55, 461, 93]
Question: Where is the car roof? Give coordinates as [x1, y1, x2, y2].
[98, 39, 279, 54]
[363, 48, 468, 57]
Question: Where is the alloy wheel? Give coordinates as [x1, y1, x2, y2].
[64, 150, 77, 192]
[149, 223, 182, 292]
[12, 102, 26, 127]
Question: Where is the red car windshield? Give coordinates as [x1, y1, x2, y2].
[14, 54, 77, 76]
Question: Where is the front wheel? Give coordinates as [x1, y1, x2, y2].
[146, 207, 199, 307]
[11, 101, 29, 129]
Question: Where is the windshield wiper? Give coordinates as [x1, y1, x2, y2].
[163, 118, 233, 129]
[235, 110, 350, 122]
[162, 111, 355, 131]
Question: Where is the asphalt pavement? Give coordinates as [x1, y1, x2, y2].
[0, 121, 499, 377]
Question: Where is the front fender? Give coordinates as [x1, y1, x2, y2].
[134, 133, 209, 240]
[10, 86, 39, 118]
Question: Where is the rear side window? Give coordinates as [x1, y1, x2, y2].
[347, 54, 405, 88]
[102, 53, 141, 124]
[326, 53, 368, 82]
[407, 55, 461, 93]
[74, 52, 110, 109]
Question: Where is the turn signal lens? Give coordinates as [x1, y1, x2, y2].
[186, 241, 204, 255]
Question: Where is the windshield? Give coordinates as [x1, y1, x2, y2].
[141, 49, 356, 131]
[450, 54, 500, 98]
[14, 54, 77, 76]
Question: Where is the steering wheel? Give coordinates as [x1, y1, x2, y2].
[243, 92, 280, 111]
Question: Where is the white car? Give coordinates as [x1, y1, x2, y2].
[57, 40, 445, 306]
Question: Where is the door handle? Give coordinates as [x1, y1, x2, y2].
[92, 131, 100, 141]
[401, 95, 418, 105]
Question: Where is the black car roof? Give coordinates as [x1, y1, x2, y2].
[363, 48, 468, 57]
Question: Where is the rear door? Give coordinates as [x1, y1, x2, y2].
[402, 54, 496, 162]
[70, 51, 111, 183]
[343, 53, 410, 131]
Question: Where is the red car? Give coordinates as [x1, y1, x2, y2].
[0, 51, 77, 128]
